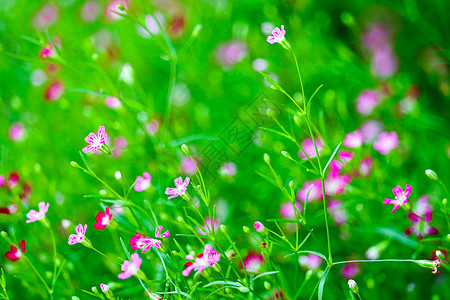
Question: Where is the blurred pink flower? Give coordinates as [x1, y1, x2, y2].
[94, 207, 113, 230]
[325, 174, 351, 196]
[5, 239, 26, 262]
[81, 0, 100, 23]
[165, 177, 190, 199]
[297, 180, 323, 202]
[219, 162, 237, 177]
[343, 130, 363, 148]
[118, 253, 142, 279]
[359, 156, 372, 178]
[105, 0, 128, 21]
[40, 41, 58, 60]
[105, 96, 121, 109]
[373, 131, 398, 154]
[111, 136, 127, 158]
[340, 263, 360, 278]
[44, 80, 64, 101]
[413, 195, 433, 222]
[406, 213, 438, 239]
[215, 40, 248, 67]
[26, 202, 49, 223]
[134, 172, 151, 192]
[359, 120, 383, 144]
[82, 126, 107, 154]
[254, 221, 264, 232]
[337, 150, 354, 163]
[68, 224, 87, 245]
[129, 227, 169, 253]
[280, 201, 303, 219]
[328, 199, 347, 225]
[371, 44, 398, 78]
[0, 175, 4, 187]
[241, 253, 264, 273]
[384, 185, 411, 213]
[155, 226, 170, 239]
[362, 24, 390, 52]
[181, 156, 198, 175]
[100, 283, 109, 293]
[355, 90, 380, 116]
[7, 172, 19, 189]
[298, 253, 322, 271]
[298, 137, 324, 160]
[196, 217, 220, 236]
[8, 122, 26, 142]
[266, 25, 286, 44]
[182, 244, 220, 277]
[33, 3, 59, 29]
[145, 118, 160, 136]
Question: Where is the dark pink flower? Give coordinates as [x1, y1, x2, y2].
[182, 244, 220, 277]
[384, 185, 411, 213]
[94, 207, 113, 230]
[134, 172, 151, 192]
[337, 150, 354, 163]
[298, 137, 324, 160]
[355, 90, 380, 116]
[373, 131, 398, 155]
[359, 156, 372, 178]
[267, 25, 286, 44]
[118, 253, 142, 279]
[0, 175, 4, 187]
[68, 224, 87, 245]
[240, 252, 264, 273]
[254, 221, 264, 232]
[340, 262, 361, 279]
[129, 227, 170, 253]
[82, 126, 107, 154]
[165, 177, 190, 199]
[44, 80, 64, 101]
[40, 42, 56, 60]
[7, 172, 20, 189]
[155, 226, 170, 239]
[343, 130, 363, 148]
[5, 239, 26, 262]
[26, 202, 49, 223]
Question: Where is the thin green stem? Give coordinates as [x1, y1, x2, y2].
[23, 256, 50, 295]
[333, 259, 416, 265]
[290, 50, 306, 111]
[49, 229, 57, 297]
[110, 154, 127, 198]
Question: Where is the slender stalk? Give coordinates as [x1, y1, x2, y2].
[290, 50, 306, 111]
[333, 259, 416, 265]
[23, 256, 50, 295]
[49, 229, 58, 297]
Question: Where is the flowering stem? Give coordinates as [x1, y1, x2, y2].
[110, 154, 127, 198]
[290, 50, 306, 111]
[222, 231, 248, 280]
[23, 256, 51, 295]
[332, 258, 416, 265]
[49, 228, 58, 297]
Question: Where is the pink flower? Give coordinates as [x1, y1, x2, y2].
[129, 227, 170, 253]
[134, 172, 151, 192]
[297, 180, 323, 202]
[82, 126, 107, 154]
[298, 253, 322, 271]
[355, 90, 380, 116]
[100, 283, 109, 293]
[240, 252, 264, 273]
[328, 200, 347, 225]
[298, 137, 324, 160]
[40, 42, 56, 60]
[44, 80, 64, 101]
[5, 239, 26, 262]
[8, 122, 26, 142]
[0, 175, 4, 187]
[155, 226, 170, 239]
[383, 185, 412, 213]
[165, 177, 190, 199]
[68, 224, 87, 245]
[111, 136, 127, 158]
[181, 156, 198, 175]
[337, 150, 354, 163]
[196, 217, 220, 236]
[118, 253, 142, 280]
[81, 1, 100, 23]
[215, 41, 248, 67]
[359, 120, 383, 144]
[105, 0, 129, 21]
[33, 3, 59, 29]
[413, 195, 433, 222]
[266, 25, 286, 44]
[254, 221, 264, 232]
[343, 130, 363, 148]
[105, 96, 122, 109]
[219, 162, 237, 177]
[359, 156, 372, 177]
[26, 202, 49, 223]
[280, 201, 303, 219]
[405, 213, 438, 239]
[182, 244, 220, 277]
[371, 44, 398, 78]
[94, 207, 113, 230]
[373, 131, 398, 155]
[145, 118, 159, 136]
[325, 174, 352, 196]
[362, 24, 390, 51]
[7, 172, 19, 189]
[340, 263, 361, 279]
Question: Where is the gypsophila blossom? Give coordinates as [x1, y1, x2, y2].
[298, 137, 324, 160]
[100, 283, 109, 293]
[196, 217, 220, 236]
[8, 122, 26, 142]
[359, 120, 383, 144]
[383, 185, 412, 213]
[94, 207, 113, 230]
[182, 244, 220, 277]
[266, 25, 286, 45]
[373, 131, 398, 155]
[340, 262, 361, 279]
[5, 239, 26, 262]
[129, 227, 170, 253]
[134, 172, 151, 192]
[105, 96, 122, 109]
[68, 224, 87, 245]
[359, 156, 372, 177]
[355, 90, 380, 116]
[44, 80, 64, 101]
[82, 126, 107, 154]
[240, 252, 264, 273]
[254, 221, 264, 232]
[343, 130, 363, 148]
[118, 253, 142, 280]
[298, 253, 322, 271]
[165, 177, 190, 199]
[26, 202, 49, 223]
[219, 161, 237, 177]
[405, 213, 438, 239]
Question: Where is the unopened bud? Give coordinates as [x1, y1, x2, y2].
[264, 281, 271, 290]
[192, 24, 202, 38]
[72, 297, 80, 300]
[435, 250, 446, 261]
[263, 153, 270, 164]
[1, 232, 7, 238]
[305, 269, 313, 281]
[414, 259, 441, 274]
[238, 286, 249, 293]
[81, 237, 93, 249]
[177, 216, 184, 223]
[425, 169, 439, 181]
[289, 180, 294, 189]
[91, 286, 99, 294]
[70, 161, 80, 168]
[181, 144, 190, 155]
[281, 151, 291, 159]
[443, 199, 447, 206]
[348, 279, 359, 294]
[267, 108, 275, 119]
[220, 224, 227, 234]
[243, 226, 250, 233]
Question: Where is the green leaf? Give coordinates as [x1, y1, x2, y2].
[259, 72, 284, 92]
[169, 135, 220, 147]
[259, 127, 291, 140]
[306, 84, 324, 114]
[318, 267, 331, 300]
[251, 271, 279, 283]
[266, 218, 303, 224]
[203, 281, 244, 288]
[323, 142, 343, 176]
[286, 250, 328, 263]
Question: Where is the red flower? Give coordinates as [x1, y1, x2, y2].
[94, 207, 113, 230]
[5, 239, 26, 262]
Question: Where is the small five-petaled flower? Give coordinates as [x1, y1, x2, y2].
[182, 244, 220, 277]
[266, 25, 286, 44]
[165, 177, 190, 199]
[94, 207, 113, 230]
[26, 202, 49, 223]
[118, 253, 142, 279]
[83, 126, 107, 154]
[68, 223, 87, 245]
[384, 185, 412, 213]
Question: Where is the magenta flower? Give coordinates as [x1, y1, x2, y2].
[165, 177, 190, 199]
[240, 252, 264, 273]
[219, 161, 237, 177]
[26, 202, 49, 223]
[355, 90, 380, 116]
[325, 174, 352, 196]
[5, 239, 26, 262]
[44, 80, 64, 102]
[94, 207, 113, 230]
[266, 25, 286, 44]
[340, 263, 361, 279]
[215, 40, 248, 67]
[155, 226, 170, 239]
[134, 172, 151, 192]
[343, 130, 363, 148]
[105, 96, 122, 109]
[68, 224, 87, 245]
[280, 201, 303, 219]
[405, 213, 438, 239]
[118, 253, 142, 280]
[8, 122, 26, 142]
[298, 253, 322, 271]
[182, 244, 220, 277]
[100, 283, 109, 293]
[383, 185, 412, 213]
[129, 227, 170, 253]
[373, 131, 398, 155]
[254, 221, 264, 232]
[7, 172, 19, 189]
[359, 120, 383, 144]
[298, 137, 324, 160]
[196, 217, 220, 236]
[359, 156, 372, 178]
[0, 175, 4, 187]
[337, 150, 354, 163]
[297, 180, 323, 202]
[82, 126, 107, 154]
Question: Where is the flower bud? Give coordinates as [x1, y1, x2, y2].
[305, 269, 313, 281]
[243, 226, 250, 233]
[70, 161, 80, 168]
[267, 108, 275, 119]
[443, 198, 448, 206]
[289, 180, 294, 189]
[1, 232, 7, 239]
[220, 224, 227, 234]
[192, 24, 202, 38]
[264, 281, 271, 290]
[238, 286, 249, 293]
[281, 151, 292, 159]
[425, 169, 439, 181]
[348, 279, 359, 294]
[81, 237, 93, 249]
[435, 250, 446, 261]
[91, 286, 99, 295]
[263, 153, 270, 164]
[181, 144, 190, 155]
[414, 259, 441, 274]
[72, 297, 80, 300]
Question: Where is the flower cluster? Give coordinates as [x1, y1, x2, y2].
[182, 244, 220, 277]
